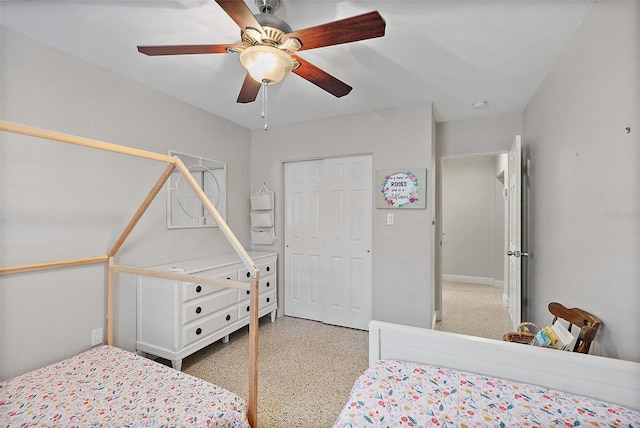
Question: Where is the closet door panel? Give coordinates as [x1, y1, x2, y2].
[284, 160, 323, 322]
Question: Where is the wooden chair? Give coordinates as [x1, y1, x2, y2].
[548, 302, 601, 354]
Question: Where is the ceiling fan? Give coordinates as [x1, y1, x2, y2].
[137, 0, 386, 104]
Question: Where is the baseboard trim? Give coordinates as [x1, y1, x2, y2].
[494, 280, 504, 289]
[443, 274, 494, 286]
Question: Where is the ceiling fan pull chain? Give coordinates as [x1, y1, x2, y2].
[261, 80, 268, 131]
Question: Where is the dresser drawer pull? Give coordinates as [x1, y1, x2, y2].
[266, 297, 270, 303]
[226, 314, 231, 321]
[196, 328, 202, 335]
[266, 281, 270, 288]
[196, 285, 202, 293]
[246, 272, 251, 278]
[246, 305, 250, 312]
[246, 290, 250, 295]
[195, 307, 202, 314]
[266, 266, 271, 272]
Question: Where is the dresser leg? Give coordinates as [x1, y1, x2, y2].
[270, 309, 277, 322]
[172, 359, 182, 371]
[222, 334, 230, 343]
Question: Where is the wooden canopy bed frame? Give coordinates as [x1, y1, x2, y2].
[0, 121, 261, 427]
[334, 320, 640, 426]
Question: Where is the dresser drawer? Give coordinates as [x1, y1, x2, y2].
[183, 268, 238, 302]
[238, 289, 276, 319]
[238, 274, 275, 301]
[183, 307, 237, 346]
[183, 288, 237, 324]
[238, 259, 275, 281]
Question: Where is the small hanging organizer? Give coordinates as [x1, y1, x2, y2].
[250, 183, 276, 245]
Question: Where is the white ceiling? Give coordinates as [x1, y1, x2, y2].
[1, 0, 594, 130]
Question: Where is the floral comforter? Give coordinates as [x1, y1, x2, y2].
[0, 345, 249, 427]
[334, 359, 640, 427]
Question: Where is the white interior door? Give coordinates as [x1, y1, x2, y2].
[284, 155, 373, 330]
[322, 156, 373, 329]
[506, 135, 523, 330]
[284, 160, 323, 322]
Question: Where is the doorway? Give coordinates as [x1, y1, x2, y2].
[283, 155, 373, 330]
[437, 152, 512, 339]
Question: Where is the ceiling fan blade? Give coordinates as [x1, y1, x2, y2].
[215, 0, 264, 33]
[138, 44, 236, 56]
[291, 55, 352, 98]
[283, 11, 385, 51]
[237, 73, 262, 103]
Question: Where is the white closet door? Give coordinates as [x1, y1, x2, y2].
[322, 156, 373, 329]
[284, 160, 324, 322]
[284, 155, 372, 330]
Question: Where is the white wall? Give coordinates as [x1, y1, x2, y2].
[437, 114, 524, 158]
[249, 104, 435, 329]
[0, 28, 252, 379]
[442, 155, 498, 283]
[522, 1, 639, 362]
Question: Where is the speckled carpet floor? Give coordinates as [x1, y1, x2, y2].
[182, 316, 368, 428]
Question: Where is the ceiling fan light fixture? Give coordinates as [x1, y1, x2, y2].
[239, 45, 293, 84]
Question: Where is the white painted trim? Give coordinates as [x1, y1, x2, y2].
[493, 280, 504, 289]
[369, 320, 640, 411]
[442, 274, 493, 286]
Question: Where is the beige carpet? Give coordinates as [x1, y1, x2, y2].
[435, 281, 513, 340]
[182, 316, 368, 428]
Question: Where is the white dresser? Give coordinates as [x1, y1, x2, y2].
[136, 252, 277, 370]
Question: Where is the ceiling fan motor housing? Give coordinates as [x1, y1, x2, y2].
[253, 14, 292, 43]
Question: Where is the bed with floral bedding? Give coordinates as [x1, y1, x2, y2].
[0, 345, 249, 427]
[334, 359, 640, 427]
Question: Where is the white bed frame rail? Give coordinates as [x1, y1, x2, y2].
[370, 320, 640, 410]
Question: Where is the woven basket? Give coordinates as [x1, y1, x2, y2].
[503, 322, 540, 345]
[503, 331, 536, 344]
